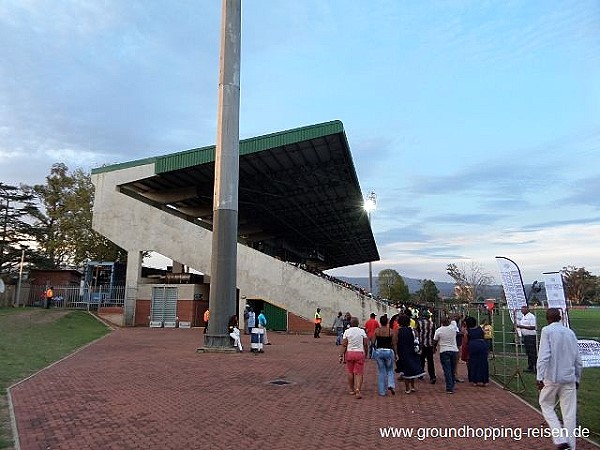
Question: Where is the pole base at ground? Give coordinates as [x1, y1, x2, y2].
[197, 334, 238, 353]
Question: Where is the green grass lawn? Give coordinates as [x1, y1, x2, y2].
[0, 308, 110, 449]
[478, 307, 600, 445]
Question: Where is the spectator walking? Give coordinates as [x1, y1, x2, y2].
[537, 308, 582, 450]
[452, 314, 465, 383]
[372, 315, 397, 396]
[332, 312, 344, 345]
[404, 309, 417, 329]
[389, 314, 400, 331]
[481, 319, 494, 354]
[417, 311, 437, 384]
[314, 308, 322, 338]
[396, 314, 425, 394]
[464, 316, 489, 386]
[340, 317, 369, 399]
[258, 310, 270, 345]
[434, 316, 460, 394]
[516, 305, 537, 372]
[343, 312, 352, 330]
[364, 313, 380, 358]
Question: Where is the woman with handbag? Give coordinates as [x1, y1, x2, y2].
[396, 314, 426, 394]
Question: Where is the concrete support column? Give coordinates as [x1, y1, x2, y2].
[125, 250, 143, 326]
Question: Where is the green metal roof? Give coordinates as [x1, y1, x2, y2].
[91, 156, 157, 175]
[156, 120, 344, 173]
[91, 120, 345, 176]
[93, 119, 378, 270]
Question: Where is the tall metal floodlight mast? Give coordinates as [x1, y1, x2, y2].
[203, 0, 241, 350]
[364, 192, 377, 295]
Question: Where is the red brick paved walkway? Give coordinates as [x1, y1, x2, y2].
[9, 329, 598, 450]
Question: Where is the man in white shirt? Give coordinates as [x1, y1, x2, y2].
[516, 305, 537, 372]
[433, 317, 460, 394]
[536, 308, 582, 450]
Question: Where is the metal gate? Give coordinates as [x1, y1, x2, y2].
[265, 302, 287, 331]
[150, 286, 178, 327]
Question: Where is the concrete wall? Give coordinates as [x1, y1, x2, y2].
[92, 164, 390, 326]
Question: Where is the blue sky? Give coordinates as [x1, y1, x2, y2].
[1, 1, 599, 283]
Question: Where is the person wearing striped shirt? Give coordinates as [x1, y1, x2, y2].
[417, 311, 437, 384]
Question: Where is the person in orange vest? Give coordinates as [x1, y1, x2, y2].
[314, 308, 322, 338]
[203, 309, 210, 334]
[45, 286, 54, 309]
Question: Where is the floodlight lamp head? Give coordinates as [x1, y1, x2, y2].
[364, 191, 377, 212]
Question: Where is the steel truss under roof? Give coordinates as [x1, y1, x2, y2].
[92, 120, 379, 270]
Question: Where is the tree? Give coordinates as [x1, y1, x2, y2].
[0, 183, 36, 277]
[377, 269, 410, 306]
[58, 167, 126, 264]
[561, 266, 596, 305]
[27, 163, 125, 269]
[446, 262, 494, 303]
[417, 279, 439, 304]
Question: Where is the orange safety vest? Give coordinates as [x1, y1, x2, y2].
[314, 313, 322, 324]
[203, 310, 210, 322]
[45, 288, 54, 299]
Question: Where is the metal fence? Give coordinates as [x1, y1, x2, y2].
[25, 284, 126, 311]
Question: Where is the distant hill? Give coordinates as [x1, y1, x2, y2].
[337, 276, 456, 297]
[336, 276, 545, 302]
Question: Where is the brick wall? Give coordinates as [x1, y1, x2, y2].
[134, 299, 206, 327]
[176, 300, 204, 326]
[135, 300, 151, 327]
[287, 312, 314, 334]
[28, 270, 81, 286]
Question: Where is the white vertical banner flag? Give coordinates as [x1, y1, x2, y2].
[496, 256, 528, 323]
[542, 272, 567, 309]
[542, 271, 569, 327]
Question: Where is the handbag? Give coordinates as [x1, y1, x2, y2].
[413, 329, 422, 355]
